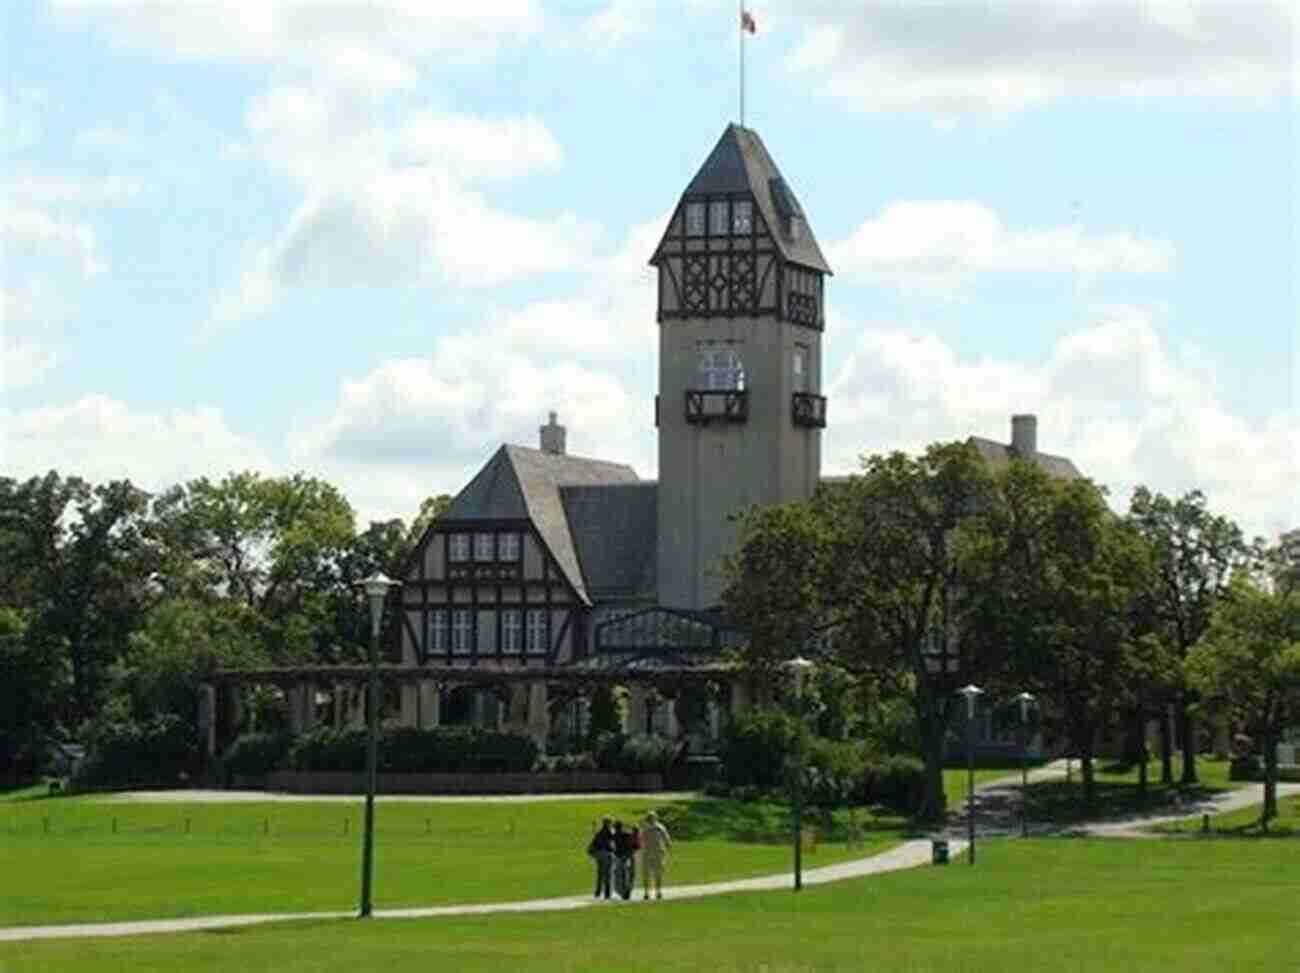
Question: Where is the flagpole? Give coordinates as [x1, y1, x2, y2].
[739, 1, 745, 127]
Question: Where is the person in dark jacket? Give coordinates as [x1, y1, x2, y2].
[587, 817, 615, 899]
[612, 820, 637, 899]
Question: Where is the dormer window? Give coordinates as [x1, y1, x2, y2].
[685, 202, 705, 237]
[732, 200, 752, 234]
[709, 200, 729, 236]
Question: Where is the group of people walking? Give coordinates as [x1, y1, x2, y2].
[587, 811, 672, 901]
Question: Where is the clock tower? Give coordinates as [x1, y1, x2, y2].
[650, 124, 831, 610]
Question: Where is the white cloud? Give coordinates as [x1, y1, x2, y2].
[828, 201, 1173, 289]
[0, 283, 69, 391]
[8, 171, 142, 206]
[2, 207, 107, 277]
[52, 1, 543, 86]
[1, 338, 59, 392]
[783, 1, 1296, 118]
[825, 308, 1298, 539]
[209, 101, 595, 329]
[292, 334, 653, 523]
[397, 114, 562, 183]
[2, 396, 272, 488]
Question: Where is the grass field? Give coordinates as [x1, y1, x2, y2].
[2, 838, 1295, 972]
[0, 794, 905, 927]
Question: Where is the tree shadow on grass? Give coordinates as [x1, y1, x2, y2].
[649, 798, 909, 844]
[1025, 778, 1229, 827]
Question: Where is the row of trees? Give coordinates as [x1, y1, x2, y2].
[722, 442, 1299, 823]
[0, 470, 449, 779]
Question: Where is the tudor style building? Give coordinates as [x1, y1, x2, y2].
[205, 125, 1086, 761]
[387, 124, 832, 746]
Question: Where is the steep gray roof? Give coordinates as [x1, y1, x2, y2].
[967, 437, 1083, 480]
[663, 123, 831, 274]
[442, 445, 639, 604]
[560, 482, 658, 601]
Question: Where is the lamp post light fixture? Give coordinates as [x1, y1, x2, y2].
[957, 684, 984, 865]
[356, 571, 400, 919]
[1014, 692, 1036, 839]
[784, 656, 815, 892]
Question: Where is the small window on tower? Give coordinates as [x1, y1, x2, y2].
[685, 203, 705, 237]
[709, 200, 729, 236]
[698, 347, 745, 391]
[793, 347, 807, 393]
[732, 200, 753, 234]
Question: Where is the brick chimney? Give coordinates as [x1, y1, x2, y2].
[1011, 414, 1037, 458]
[539, 411, 566, 455]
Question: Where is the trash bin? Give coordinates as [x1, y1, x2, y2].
[931, 839, 950, 865]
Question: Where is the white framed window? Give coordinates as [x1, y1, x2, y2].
[685, 202, 705, 237]
[732, 200, 752, 234]
[452, 609, 473, 655]
[698, 346, 745, 391]
[525, 609, 547, 655]
[793, 346, 807, 393]
[501, 609, 522, 654]
[498, 533, 520, 561]
[474, 532, 494, 562]
[429, 611, 448, 654]
[448, 534, 470, 562]
[709, 200, 729, 236]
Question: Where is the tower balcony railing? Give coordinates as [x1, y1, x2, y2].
[685, 389, 749, 425]
[791, 392, 827, 428]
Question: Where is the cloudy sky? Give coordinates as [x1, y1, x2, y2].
[3, 0, 1296, 540]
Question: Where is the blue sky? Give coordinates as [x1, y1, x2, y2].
[3, 1, 1296, 539]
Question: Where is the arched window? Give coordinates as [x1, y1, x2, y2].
[698, 347, 745, 391]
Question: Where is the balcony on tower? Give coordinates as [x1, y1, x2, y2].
[685, 388, 749, 425]
[791, 392, 827, 428]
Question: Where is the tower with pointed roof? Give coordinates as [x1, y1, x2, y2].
[650, 124, 832, 609]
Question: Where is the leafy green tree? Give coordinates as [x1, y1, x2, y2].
[818, 443, 998, 821]
[150, 472, 356, 663]
[405, 494, 453, 554]
[1129, 488, 1246, 785]
[0, 473, 154, 725]
[724, 443, 1000, 821]
[0, 607, 68, 779]
[1187, 573, 1300, 826]
[1019, 483, 1154, 804]
[722, 500, 830, 683]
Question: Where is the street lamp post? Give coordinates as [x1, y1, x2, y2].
[784, 656, 815, 892]
[356, 571, 399, 919]
[1014, 692, 1036, 839]
[957, 684, 984, 865]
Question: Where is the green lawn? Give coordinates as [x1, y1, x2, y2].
[0, 795, 903, 927]
[3, 839, 1295, 972]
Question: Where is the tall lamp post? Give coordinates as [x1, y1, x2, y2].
[957, 684, 984, 865]
[1014, 692, 1036, 839]
[784, 656, 815, 892]
[356, 571, 399, 918]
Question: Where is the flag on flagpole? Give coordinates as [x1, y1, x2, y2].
[741, 9, 757, 34]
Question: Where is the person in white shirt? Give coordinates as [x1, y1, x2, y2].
[640, 811, 672, 900]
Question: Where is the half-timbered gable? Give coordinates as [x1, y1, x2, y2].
[400, 435, 640, 671]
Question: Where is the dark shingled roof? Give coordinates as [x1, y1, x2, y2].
[560, 482, 658, 601]
[441, 445, 639, 605]
[658, 123, 831, 274]
[966, 437, 1083, 480]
